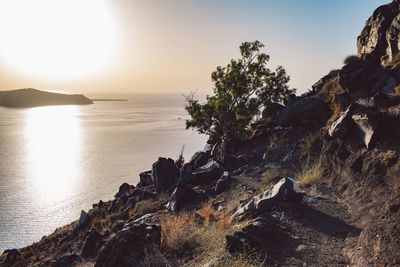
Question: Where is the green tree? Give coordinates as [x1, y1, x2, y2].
[185, 40, 295, 142]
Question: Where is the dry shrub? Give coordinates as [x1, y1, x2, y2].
[197, 202, 217, 225]
[395, 85, 400, 96]
[315, 76, 344, 103]
[297, 159, 324, 186]
[331, 102, 341, 118]
[160, 212, 198, 253]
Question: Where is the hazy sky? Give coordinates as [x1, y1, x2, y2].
[0, 0, 389, 96]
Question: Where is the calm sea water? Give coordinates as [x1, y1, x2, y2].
[0, 94, 208, 252]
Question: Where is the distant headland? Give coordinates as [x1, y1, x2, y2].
[0, 88, 93, 108]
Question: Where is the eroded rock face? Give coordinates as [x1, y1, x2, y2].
[95, 214, 161, 267]
[152, 157, 180, 192]
[357, 0, 400, 67]
[231, 177, 304, 222]
[276, 97, 330, 127]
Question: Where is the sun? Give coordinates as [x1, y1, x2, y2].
[0, 0, 117, 80]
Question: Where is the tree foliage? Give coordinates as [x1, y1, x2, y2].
[185, 40, 295, 142]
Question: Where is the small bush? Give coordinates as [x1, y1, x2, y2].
[175, 145, 185, 169]
[343, 55, 358, 65]
[297, 160, 324, 186]
[305, 135, 319, 151]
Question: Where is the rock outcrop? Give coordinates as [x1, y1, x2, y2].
[275, 97, 330, 127]
[152, 157, 180, 192]
[357, 0, 400, 67]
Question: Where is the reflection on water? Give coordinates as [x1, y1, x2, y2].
[24, 106, 82, 204]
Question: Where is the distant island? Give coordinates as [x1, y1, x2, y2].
[0, 88, 93, 108]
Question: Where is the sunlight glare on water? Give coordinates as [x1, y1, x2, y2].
[24, 106, 82, 204]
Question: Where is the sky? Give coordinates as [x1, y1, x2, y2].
[0, 0, 390, 96]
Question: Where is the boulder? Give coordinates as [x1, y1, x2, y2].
[114, 183, 134, 199]
[311, 69, 340, 94]
[261, 102, 284, 119]
[352, 113, 376, 148]
[79, 210, 90, 227]
[168, 184, 200, 212]
[226, 214, 279, 253]
[214, 171, 230, 194]
[95, 214, 161, 267]
[357, 1, 400, 67]
[152, 157, 180, 192]
[81, 231, 103, 259]
[138, 171, 153, 187]
[339, 60, 396, 98]
[231, 177, 304, 222]
[328, 108, 354, 138]
[333, 92, 352, 110]
[52, 254, 82, 267]
[0, 249, 21, 267]
[190, 151, 211, 169]
[190, 160, 223, 185]
[275, 97, 330, 127]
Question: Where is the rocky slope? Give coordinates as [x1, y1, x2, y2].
[2, 1, 400, 266]
[0, 88, 92, 107]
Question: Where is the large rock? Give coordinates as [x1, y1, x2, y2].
[52, 254, 82, 267]
[81, 231, 104, 259]
[138, 171, 153, 187]
[114, 183, 134, 199]
[339, 60, 396, 98]
[167, 184, 200, 212]
[275, 97, 330, 127]
[226, 214, 279, 253]
[214, 171, 230, 194]
[95, 214, 161, 267]
[79, 210, 90, 227]
[311, 69, 340, 94]
[357, 1, 400, 67]
[189, 160, 223, 185]
[0, 249, 21, 267]
[189, 151, 211, 169]
[152, 157, 180, 192]
[231, 177, 304, 222]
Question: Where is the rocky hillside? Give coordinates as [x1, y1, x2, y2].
[2, 1, 400, 266]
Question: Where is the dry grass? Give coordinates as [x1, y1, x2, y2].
[380, 150, 397, 167]
[215, 253, 268, 267]
[395, 85, 400, 96]
[297, 160, 324, 186]
[159, 200, 237, 265]
[160, 212, 198, 253]
[315, 76, 344, 104]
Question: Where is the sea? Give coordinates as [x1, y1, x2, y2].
[0, 94, 208, 253]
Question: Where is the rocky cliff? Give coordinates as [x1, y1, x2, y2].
[0, 88, 93, 108]
[2, 1, 400, 266]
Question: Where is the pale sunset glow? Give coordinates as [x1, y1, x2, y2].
[0, 0, 116, 80]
